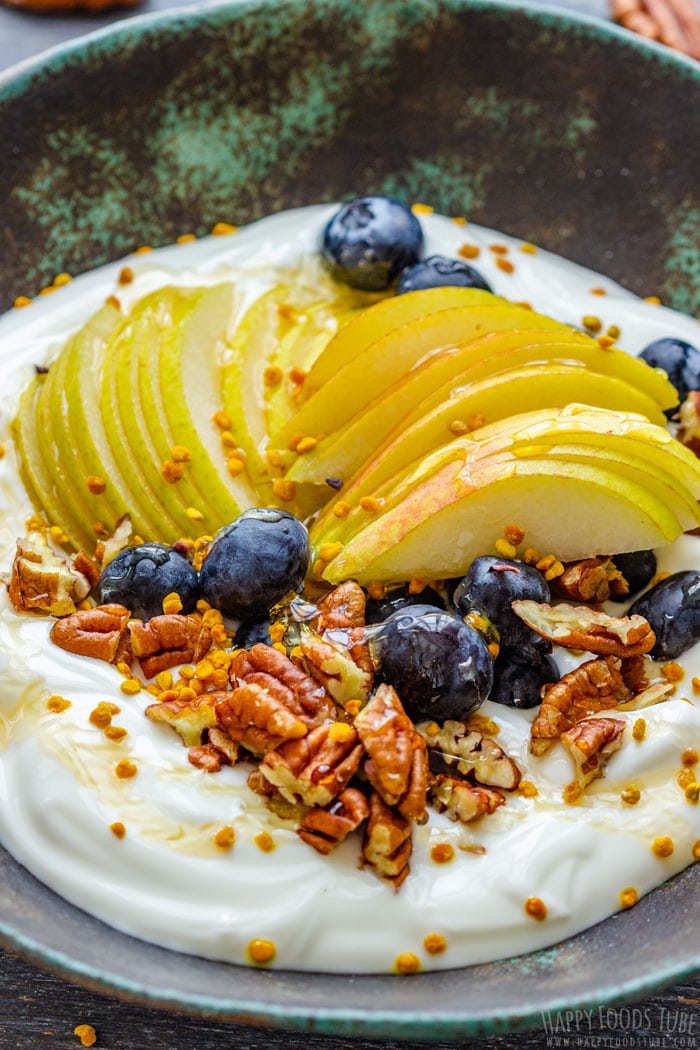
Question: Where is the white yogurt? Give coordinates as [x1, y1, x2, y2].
[1, 205, 699, 974]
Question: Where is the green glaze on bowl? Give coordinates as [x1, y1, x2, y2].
[0, 0, 699, 1037]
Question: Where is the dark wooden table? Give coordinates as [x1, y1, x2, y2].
[1, 2, 699, 1047]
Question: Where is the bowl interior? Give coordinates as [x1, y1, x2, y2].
[0, 0, 699, 1036]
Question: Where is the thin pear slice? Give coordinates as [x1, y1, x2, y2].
[321, 457, 684, 585]
[272, 301, 572, 447]
[304, 286, 499, 393]
[12, 380, 96, 550]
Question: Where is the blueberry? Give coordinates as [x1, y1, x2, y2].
[396, 255, 492, 295]
[97, 543, 199, 620]
[322, 196, 423, 291]
[638, 337, 700, 415]
[490, 646, 559, 709]
[628, 570, 700, 659]
[233, 619, 273, 648]
[365, 584, 446, 625]
[453, 557, 551, 650]
[368, 606, 493, 722]
[199, 508, 309, 620]
[609, 550, 657, 602]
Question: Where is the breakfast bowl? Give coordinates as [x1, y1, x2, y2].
[1, 0, 700, 1038]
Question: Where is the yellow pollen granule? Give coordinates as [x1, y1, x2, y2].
[525, 897, 547, 921]
[219, 431, 238, 451]
[110, 822, 126, 839]
[118, 266, 134, 285]
[176, 233, 197, 244]
[227, 457, 245, 478]
[329, 722, 355, 743]
[360, 496, 381, 513]
[620, 887, 638, 909]
[14, 295, 32, 308]
[255, 831, 276, 852]
[295, 436, 318, 454]
[212, 222, 239, 236]
[319, 541, 343, 562]
[201, 608, 223, 627]
[590, 286, 607, 296]
[685, 782, 700, 804]
[467, 412, 486, 431]
[563, 782, 583, 805]
[367, 581, 386, 600]
[394, 952, 421, 974]
[169, 445, 192, 463]
[519, 780, 539, 798]
[468, 714, 499, 736]
[47, 695, 71, 713]
[86, 475, 106, 495]
[523, 547, 540, 565]
[73, 1024, 97, 1047]
[692, 677, 700, 694]
[272, 642, 287, 654]
[682, 748, 698, 766]
[267, 623, 286, 644]
[214, 826, 236, 850]
[693, 841, 700, 861]
[430, 843, 455, 864]
[177, 686, 198, 702]
[504, 524, 526, 546]
[582, 314, 602, 333]
[495, 538, 517, 559]
[536, 553, 556, 572]
[597, 335, 616, 349]
[424, 721, 440, 737]
[120, 679, 141, 696]
[644, 295, 661, 305]
[496, 258, 514, 274]
[185, 507, 204, 522]
[620, 785, 641, 806]
[289, 366, 307, 384]
[448, 419, 469, 435]
[115, 759, 138, 780]
[39, 285, 57, 296]
[248, 938, 276, 964]
[333, 500, 351, 518]
[263, 365, 284, 386]
[458, 243, 480, 259]
[544, 561, 565, 581]
[272, 478, 296, 502]
[49, 525, 69, 546]
[652, 836, 674, 858]
[607, 324, 621, 339]
[408, 577, 429, 595]
[212, 410, 233, 431]
[104, 726, 128, 743]
[345, 699, 361, 717]
[451, 215, 467, 225]
[89, 702, 117, 728]
[161, 460, 185, 484]
[162, 592, 183, 615]
[134, 245, 153, 255]
[489, 243, 509, 255]
[632, 718, 647, 742]
[677, 768, 696, 790]
[661, 662, 684, 683]
[423, 933, 447, 955]
[520, 242, 537, 255]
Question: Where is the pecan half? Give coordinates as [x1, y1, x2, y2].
[417, 720, 521, 791]
[231, 644, 337, 725]
[362, 792, 412, 889]
[430, 774, 505, 824]
[298, 625, 372, 709]
[215, 683, 308, 756]
[298, 787, 370, 855]
[551, 558, 628, 603]
[9, 531, 91, 617]
[355, 684, 428, 821]
[260, 722, 363, 806]
[512, 600, 655, 657]
[562, 717, 626, 786]
[611, 0, 700, 61]
[530, 656, 630, 755]
[50, 604, 130, 662]
[128, 614, 212, 679]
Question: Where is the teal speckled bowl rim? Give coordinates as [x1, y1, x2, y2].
[0, 0, 699, 1038]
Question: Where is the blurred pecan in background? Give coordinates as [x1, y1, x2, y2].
[611, 0, 700, 59]
[2, 0, 141, 10]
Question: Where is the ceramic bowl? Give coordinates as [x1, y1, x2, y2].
[0, 0, 699, 1037]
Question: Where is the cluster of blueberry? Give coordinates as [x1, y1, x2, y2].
[95, 503, 698, 723]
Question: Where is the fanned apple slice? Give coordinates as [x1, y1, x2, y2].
[303, 285, 499, 393]
[321, 457, 686, 585]
[272, 300, 572, 448]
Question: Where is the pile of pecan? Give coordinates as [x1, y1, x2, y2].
[611, 0, 700, 60]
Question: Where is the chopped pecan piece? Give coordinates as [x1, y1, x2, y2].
[298, 625, 372, 709]
[512, 600, 655, 657]
[562, 717, 626, 786]
[247, 767, 309, 822]
[207, 727, 240, 764]
[530, 656, 630, 755]
[96, 514, 133, 566]
[188, 744, 226, 773]
[616, 680, 675, 710]
[310, 581, 374, 679]
[260, 722, 363, 805]
[71, 550, 101, 589]
[231, 644, 337, 725]
[145, 695, 218, 746]
[355, 684, 428, 821]
[552, 558, 628, 603]
[362, 792, 412, 889]
[9, 531, 91, 616]
[50, 604, 130, 662]
[678, 391, 700, 456]
[611, 0, 700, 61]
[417, 719, 521, 791]
[215, 683, 308, 756]
[128, 614, 212, 678]
[298, 787, 370, 855]
[430, 774, 505, 824]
